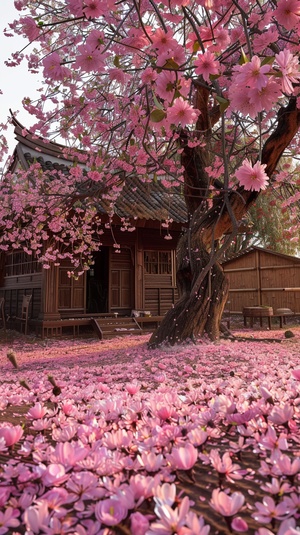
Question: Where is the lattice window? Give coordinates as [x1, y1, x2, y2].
[144, 251, 172, 274]
[5, 251, 41, 276]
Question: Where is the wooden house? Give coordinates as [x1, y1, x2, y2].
[222, 246, 300, 314]
[0, 119, 188, 336]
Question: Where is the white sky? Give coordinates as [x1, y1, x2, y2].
[0, 0, 40, 164]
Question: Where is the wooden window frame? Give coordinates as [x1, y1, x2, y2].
[5, 250, 42, 277]
[144, 250, 172, 275]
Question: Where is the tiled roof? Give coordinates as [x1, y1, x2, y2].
[115, 176, 187, 222]
[17, 140, 187, 223]
[23, 151, 70, 176]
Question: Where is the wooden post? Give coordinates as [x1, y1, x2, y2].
[255, 249, 262, 306]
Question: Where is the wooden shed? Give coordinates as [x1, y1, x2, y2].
[222, 246, 300, 314]
[0, 118, 188, 336]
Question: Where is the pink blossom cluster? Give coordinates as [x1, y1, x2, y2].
[1, 330, 300, 533]
[2, 0, 300, 163]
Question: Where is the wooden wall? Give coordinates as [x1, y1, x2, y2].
[223, 249, 300, 313]
[0, 225, 182, 324]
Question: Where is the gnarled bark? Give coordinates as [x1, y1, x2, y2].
[148, 231, 229, 347]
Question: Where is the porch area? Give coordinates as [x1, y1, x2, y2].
[29, 313, 164, 339]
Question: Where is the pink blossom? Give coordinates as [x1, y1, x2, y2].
[0, 424, 23, 447]
[274, 0, 300, 30]
[252, 496, 295, 523]
[137, 451, 165, 472]
[67, 0, 84, 17]
[51, 441, 88, 467]
[126, 382, 141, 395]
[83, 0, 105, 18]
[248, 79, 282, 114]
[24, 501, 49, 533]
[74, 44, 106, 72]
[259, 426, 288, 452]
[261, 477, 292, 495]
[43, 53, 71, 81]
[168, 443, 198, 470]
[268, 403, 294, 425]
[130, 511, 150, 535]
[66, 472, 104, 508]
[275, 50, 300, 94]
[153, 483, 176, 507]
[156, 71, 190, 103]
[228, 85, 255, 117]
[95, 497, 128, 525]
[0, 507, 20, 532]
[252, 27, 279, 54]
[86, 29, 104, 49]
[166, 98, 200, 128]
[187, 428, 208, 447]
[209, 449, 243, 481]
[210, 489, 245, 516]
[141, 67, 157, 85]
[27, 402, 47, 420]
[194, 50, 220, 82]
[129, 474, 157, 504]
[41, 488, 69, 513]
[231, 517, 248, 532]
[149, 495, 190, 534]
[0, 488, 11, 508]
[236, 159, 269, 191]
[180, 511, 211, 535]
[277, 517, 300, 534]
[156, 43, 186, 68]
[20, 17, 40, 41]
[151, 28, 178, 52]
[233, 56, 271, 90]
[292, 368, 300, 380]
[271, 453, 300, 477]
[41, 463, 69, 486]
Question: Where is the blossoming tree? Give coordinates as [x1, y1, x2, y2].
[1, 0, 300, 346]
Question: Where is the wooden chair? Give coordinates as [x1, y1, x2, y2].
[17, 294, 32, 335]
[0, 297, 5, 332]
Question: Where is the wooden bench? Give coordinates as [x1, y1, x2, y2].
[243, 307, 300, 330]
[243, 307, 273, 329]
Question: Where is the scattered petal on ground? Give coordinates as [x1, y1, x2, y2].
[1, 327, 300, 534]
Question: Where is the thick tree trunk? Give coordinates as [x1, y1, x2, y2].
[149, 96, 300, 348]
[149, 233, 229, 347]
[148, 213, 230, 347]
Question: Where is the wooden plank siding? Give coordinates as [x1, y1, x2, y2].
[144, 274, 178, 315]
[223, 248, 300, 313]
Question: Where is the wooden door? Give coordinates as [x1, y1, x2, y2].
[58, 266, 85, 313]
[110, 248, 133, 314]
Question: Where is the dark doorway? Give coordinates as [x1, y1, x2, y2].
[86, 248, 109, 313]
